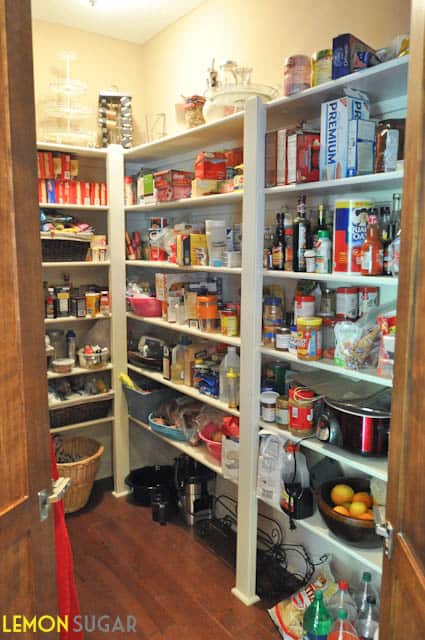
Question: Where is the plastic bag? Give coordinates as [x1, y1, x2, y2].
[268, 560, 338, 639]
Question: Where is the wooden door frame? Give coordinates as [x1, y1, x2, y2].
[0, 0, 57, 619]
[380, 0, 425, 634]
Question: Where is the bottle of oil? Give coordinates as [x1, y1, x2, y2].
[171, 336, 191, 385]
[292, 196, 310, 272]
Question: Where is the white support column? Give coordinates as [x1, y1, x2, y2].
[107, 144, 130, 496]
[232, 97, 266, 605]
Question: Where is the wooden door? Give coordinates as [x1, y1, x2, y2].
[0, 0, 57, 628]
[380, 0, 425, 635]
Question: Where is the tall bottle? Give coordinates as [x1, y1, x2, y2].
[328, 581, 357, 622]
[45, 287, 56, 319]
[360, 212, 384, 276]
[329, 608, 359, 640]
[219, 346, 240, 403]
[170, 335, 191, 385]
[66, 329, 77, 363]
[272, 212, 285, 270]
[284, 209, 294, 271]
[313, 204, 329, 248]
[356, 596, 379, 640]
[293, 196, 310, 272]
[354, 572, 380, 616]
[303, 590, 333, 639]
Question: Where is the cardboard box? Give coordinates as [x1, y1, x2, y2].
[46, 179, 56, 203]
[287, 130, 320, 184]
[224, 147, 243, 168]
[347, 119, 376, 177]
[265, 131, 277, 187]
[190, 234, 208, 266]
[154, 169, 193, 202]
[195, 152, 226, 180]
[38, 179, 46, 203]
[332, 33, 380, 80]
[333, 199, 373, 272]
[320, 92, 370, 180]
[191, 179, 218, 198]
[276, 129, 288, 185]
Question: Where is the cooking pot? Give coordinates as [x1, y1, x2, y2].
[317, 395, 390, 457]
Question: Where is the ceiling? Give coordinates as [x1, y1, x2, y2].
[31, 0, 205, 45]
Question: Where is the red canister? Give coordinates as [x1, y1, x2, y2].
[289, 387, 315, 435]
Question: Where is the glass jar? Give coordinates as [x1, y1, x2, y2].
[320, 288, 336, 315]
[260, 391, 279, 422]
[197, 294, 218, 332]
[312, 49, 333, 86]
[220, 308, 239, 337]
[184, 95, 206, 128]
[284, 55, 312, 96]
[263, 296, 283, 346]
[276, 396, 289, 428]
[275, 327, 291, 351]
[320, 315, 338, 359]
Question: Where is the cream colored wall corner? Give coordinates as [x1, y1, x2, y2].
[31, 19, 145, 145]
[139, 0, 411, 136]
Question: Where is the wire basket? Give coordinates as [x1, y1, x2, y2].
[56, 437, 104, 513]
[41, 236, 90, 262]
[49, 399, 111, 429]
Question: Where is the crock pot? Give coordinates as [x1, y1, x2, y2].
[317, 396, 391, 457]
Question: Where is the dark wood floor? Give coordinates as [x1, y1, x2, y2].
[66, 487, 278, 640]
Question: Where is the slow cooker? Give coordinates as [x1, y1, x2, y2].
[317, 393, 391, 457]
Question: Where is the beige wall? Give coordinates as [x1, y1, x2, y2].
[32, 20, 145, 144]
[32, 0, 411, 144]
[141, 0, 411, 135]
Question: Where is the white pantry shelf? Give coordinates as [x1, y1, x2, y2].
[266, 56, 408, 125]
[36, 142, 108, 158]
[42, 261, 110, 268]
[45, 314, 112, 324]
[48, 391, 114, 410]
[126, 260, 241, 274]
[263, 269, 398, 287]
[130, 416, 224, 476]
[127, 363, 240, 417]
[127, 313, 241, 347]
[50, 416, 114, 434]
[47, 363, 113, 380]
[258, 495, 383, 573]
[259, 421, 388, 481]
[124, 112, 244, 163]
[260, 347, 393, 388]
[39, 203, 108, 211]
[265, 170, 404, 198]
[126, 191, 242, 212]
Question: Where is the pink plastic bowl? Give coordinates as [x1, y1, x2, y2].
[199, 423, 222, 462]
[128, 296, 162, 317]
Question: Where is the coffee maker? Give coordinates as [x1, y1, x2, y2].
[174, 455, 213, 526]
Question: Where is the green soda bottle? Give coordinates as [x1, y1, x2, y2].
[303, 590, 333, 639]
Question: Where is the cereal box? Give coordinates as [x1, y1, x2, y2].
[333, 199, 372, 272]
[154, 169, 193, 202]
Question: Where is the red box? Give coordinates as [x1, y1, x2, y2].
[265, 131, 277, 187]
[100, 182, 108, 206]
[61, 153, 71, 181]
[194, 151, 227, 180]
[90, 182, 101, 206]
[79, 181, 91, 206]
[53, 153, 62, 178]
[286, 130, 320, 184]
[153, 170, 193, 202]
[64, 180, 77, 204]
[55, 180, 65, 204]
[38, 179, 47, 203]
[224, 147, 243, 168]
[40, 152, 54, 179]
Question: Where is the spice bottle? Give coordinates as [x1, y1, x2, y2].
[360, 213, 384, 276]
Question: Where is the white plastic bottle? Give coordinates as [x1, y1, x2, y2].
[315, 229, 332, 273]
[219, 347, 240, 403]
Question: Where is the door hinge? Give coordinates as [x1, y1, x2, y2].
[38, 477, 71, 522]
[374, 505, 394, 559]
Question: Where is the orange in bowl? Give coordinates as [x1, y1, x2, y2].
[358, 510, 375, 521]
[352, 491, 373, 509]
[333, 505, 350, 516]
[349, 501, 368, 517]
[331, 484, 355, 506]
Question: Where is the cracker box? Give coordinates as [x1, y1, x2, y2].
[333, 199, 373, 272]
[320, 91, 370, 180]
[191, 178, 218, 197]
[195, 151, 226, 180]
[287, 129, 320, 184]
[347, 119, 376, 177]
[154, 169, 193, 202]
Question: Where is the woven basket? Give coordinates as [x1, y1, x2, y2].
[57, 437, 104, 514]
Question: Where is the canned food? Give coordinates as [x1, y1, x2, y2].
[289, 387, 315, 435]
[297, 316, 323, 361]
[358, 286, 379, 317]
[336, 287, 358, 320]
[220, 309, 239, 337]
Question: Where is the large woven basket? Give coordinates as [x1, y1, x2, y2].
[57, 437, 104, 514]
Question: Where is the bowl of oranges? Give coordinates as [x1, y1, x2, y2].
[316, 477, 382, 548]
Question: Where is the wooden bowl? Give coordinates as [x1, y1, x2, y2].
[316, 477, 382, 549]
